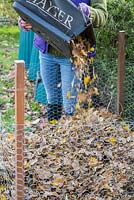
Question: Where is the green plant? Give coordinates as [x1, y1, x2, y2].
[0, 0, 18, 25]
[96, 0, 134, 61]
[94, 0, 134, 119]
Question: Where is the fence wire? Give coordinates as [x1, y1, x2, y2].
[0, 110, 134, 200]
[94, 60, 134, 122]
[123, 62, 134, 120]
[93, 59, 118, 113]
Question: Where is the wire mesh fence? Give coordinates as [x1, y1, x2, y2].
[93, 59, 118, 113]
[0, 115, 134, 199]
[123, 62, 134, 120]
[94, 59, 134, 122]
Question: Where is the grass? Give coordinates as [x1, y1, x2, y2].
[0, 26, 19, 47]
[0, 26, 20, 73]
[0, 26, 43, 132]
[0, 26, 19, 130]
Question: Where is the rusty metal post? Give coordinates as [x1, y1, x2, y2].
[117, 31, 125, 115]
[15, 60, 25, 200]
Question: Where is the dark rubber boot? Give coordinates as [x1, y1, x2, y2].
[47, 104, 62, 121]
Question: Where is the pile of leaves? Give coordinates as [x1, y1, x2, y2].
[1, 107, 134, 199]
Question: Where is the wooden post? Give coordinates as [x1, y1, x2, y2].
[15, 60, 25, 200]
[117, 31, 125, 115]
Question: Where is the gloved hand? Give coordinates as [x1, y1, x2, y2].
[88, 45, 96, 58]
[18, 17, 32, 31]
[79, 3, 90, 17]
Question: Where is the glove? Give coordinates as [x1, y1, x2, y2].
[79, 3, 90, 17]
[88, 45, 96, 58]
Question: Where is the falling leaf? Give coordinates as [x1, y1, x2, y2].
[77, 35, 82, 42]
[92, 75, 97, 81]
[66, 91, 71, 99]
[84, 76, 90, 86]
[75, 103, 80, 109]
[93, 87, 99, 95]
[89, 88, 93, 96]
[89, 57, 94, 63]
[80, 49, 87, 56]
[78, 92, 88, 103]
[89, 87, 99, 96]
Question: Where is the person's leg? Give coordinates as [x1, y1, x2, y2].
[39, 52, 62, 121]
[59, 57, 78, 115]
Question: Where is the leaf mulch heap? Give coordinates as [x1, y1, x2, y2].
[1, 107, 134, 200]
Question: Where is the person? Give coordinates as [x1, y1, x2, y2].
[19, 0, 108, 122]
